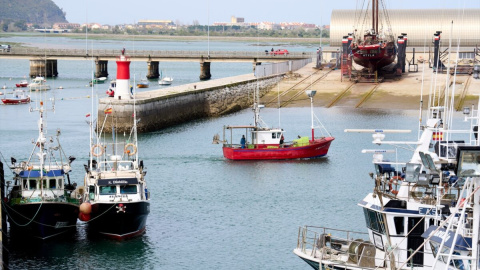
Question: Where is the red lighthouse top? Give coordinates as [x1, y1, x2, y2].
[116, 48, 130, 80]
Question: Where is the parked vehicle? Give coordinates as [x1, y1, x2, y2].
[270, 49, 289, 55]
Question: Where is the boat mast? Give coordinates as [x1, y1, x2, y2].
[372, 0, 379, 34]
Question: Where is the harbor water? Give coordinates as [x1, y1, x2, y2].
[0, 36, 466, 269]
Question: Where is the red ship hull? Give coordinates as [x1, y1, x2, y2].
[223, 137, 334, 160]
[352, 41, 396, 72]
[1, 97, 30, 104]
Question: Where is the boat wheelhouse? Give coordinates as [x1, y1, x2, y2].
[5, 101, 79, 239]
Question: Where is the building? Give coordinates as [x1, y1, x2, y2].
[81, 23, 102, 29]
[330, 9, 480, 47]
[257, 22, 280, 31]
[137, 20, 175, 29]
[231, 16, 244, 24]
[53, 23, 81, 29]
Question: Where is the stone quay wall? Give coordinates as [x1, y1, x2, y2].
[98, 75, 282, 133]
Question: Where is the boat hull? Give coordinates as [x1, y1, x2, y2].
[2, 97, 30, 104]
[137, 84, 149, 88]
[223, 137, 334, 160]
[87, 201, 150, 240]
[352, 42, 396, 71]
[7, 202, 79, 239]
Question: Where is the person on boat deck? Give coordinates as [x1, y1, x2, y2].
[240, 135, 246, 148]
[280, 135, 284, 145]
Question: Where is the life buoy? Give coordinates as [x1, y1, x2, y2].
[91, 144, 104, 157]
[124, 143, 137, 156]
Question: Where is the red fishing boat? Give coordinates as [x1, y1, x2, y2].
[1, 89, 30, 104]
[351, 0, 396, 73]
[218, 90, 334, 160]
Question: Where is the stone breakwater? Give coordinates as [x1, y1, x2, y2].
[97, 74, 282, 133]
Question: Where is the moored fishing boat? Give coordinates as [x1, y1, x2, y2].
[219, 89, 334, 160]
[1, 89, 30, 104]
[294, 65, 480, 268]
[79, 49, 150, 240]
[351, 0, 396, 73]
[4, 100, 80, 239]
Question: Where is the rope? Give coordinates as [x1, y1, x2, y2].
[2, 200, 44, 227]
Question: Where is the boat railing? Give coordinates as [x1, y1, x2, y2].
[9, 188, 80, 204]
[297, 225, 434, 268]
[297, 226, 368, 258]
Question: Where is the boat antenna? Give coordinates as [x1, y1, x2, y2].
[448, 7, 466, 131]
[443, 20, 454, 127]
[417, 15, 428, 140]
[278, 82, 281, 128]
[89, 39, 95, 171]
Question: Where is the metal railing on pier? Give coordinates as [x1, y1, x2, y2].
[0, 48, 316, 61]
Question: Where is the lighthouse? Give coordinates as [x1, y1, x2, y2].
[114, 48, 132, 100]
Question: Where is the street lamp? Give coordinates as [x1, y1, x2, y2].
[306, 90, 316, 140]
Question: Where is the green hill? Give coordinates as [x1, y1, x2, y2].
[0, 0, 67, 26]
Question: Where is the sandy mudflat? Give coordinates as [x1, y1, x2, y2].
[261, 62, 480, 110]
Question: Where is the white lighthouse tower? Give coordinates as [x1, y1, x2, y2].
[114, 48, 132, 100]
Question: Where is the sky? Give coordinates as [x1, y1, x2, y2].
[52, 0, 480, 26]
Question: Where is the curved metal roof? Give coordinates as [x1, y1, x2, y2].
[331, 9, 480, 47]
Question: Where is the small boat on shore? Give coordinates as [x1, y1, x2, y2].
[1, 89, 30, 104]
[15, 80, 29, 88]
[219, 89, 334, 160]
[29, 76, 50, 91]
[4, 100, 80, 239]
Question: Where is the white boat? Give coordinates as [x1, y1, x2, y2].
[79, 50, 150, 240]
[158, 76, 173, 85]
[29, 76, 50, 91]
[294, 32, 480, 269]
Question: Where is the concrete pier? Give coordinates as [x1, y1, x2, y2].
[98, 73, 282, 133]
[29, 59, 58, 77]
[199, 61, 211, 80]
[95, 60, 109, 78]
[147, 60, 160, 79]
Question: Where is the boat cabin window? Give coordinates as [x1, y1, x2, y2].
[23, 180, 28, 190]
[363, 208, 386, 234]
[89, 185, 95, 200]
[49, 179, 56, 189]
[393, 217, 404, 235]
[272, 133, 277, 139]
[41, 179, 47, 189]
[29, 179, 36, 190]
[120, 185, 137, 194]
[99, 186, 117, 195]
